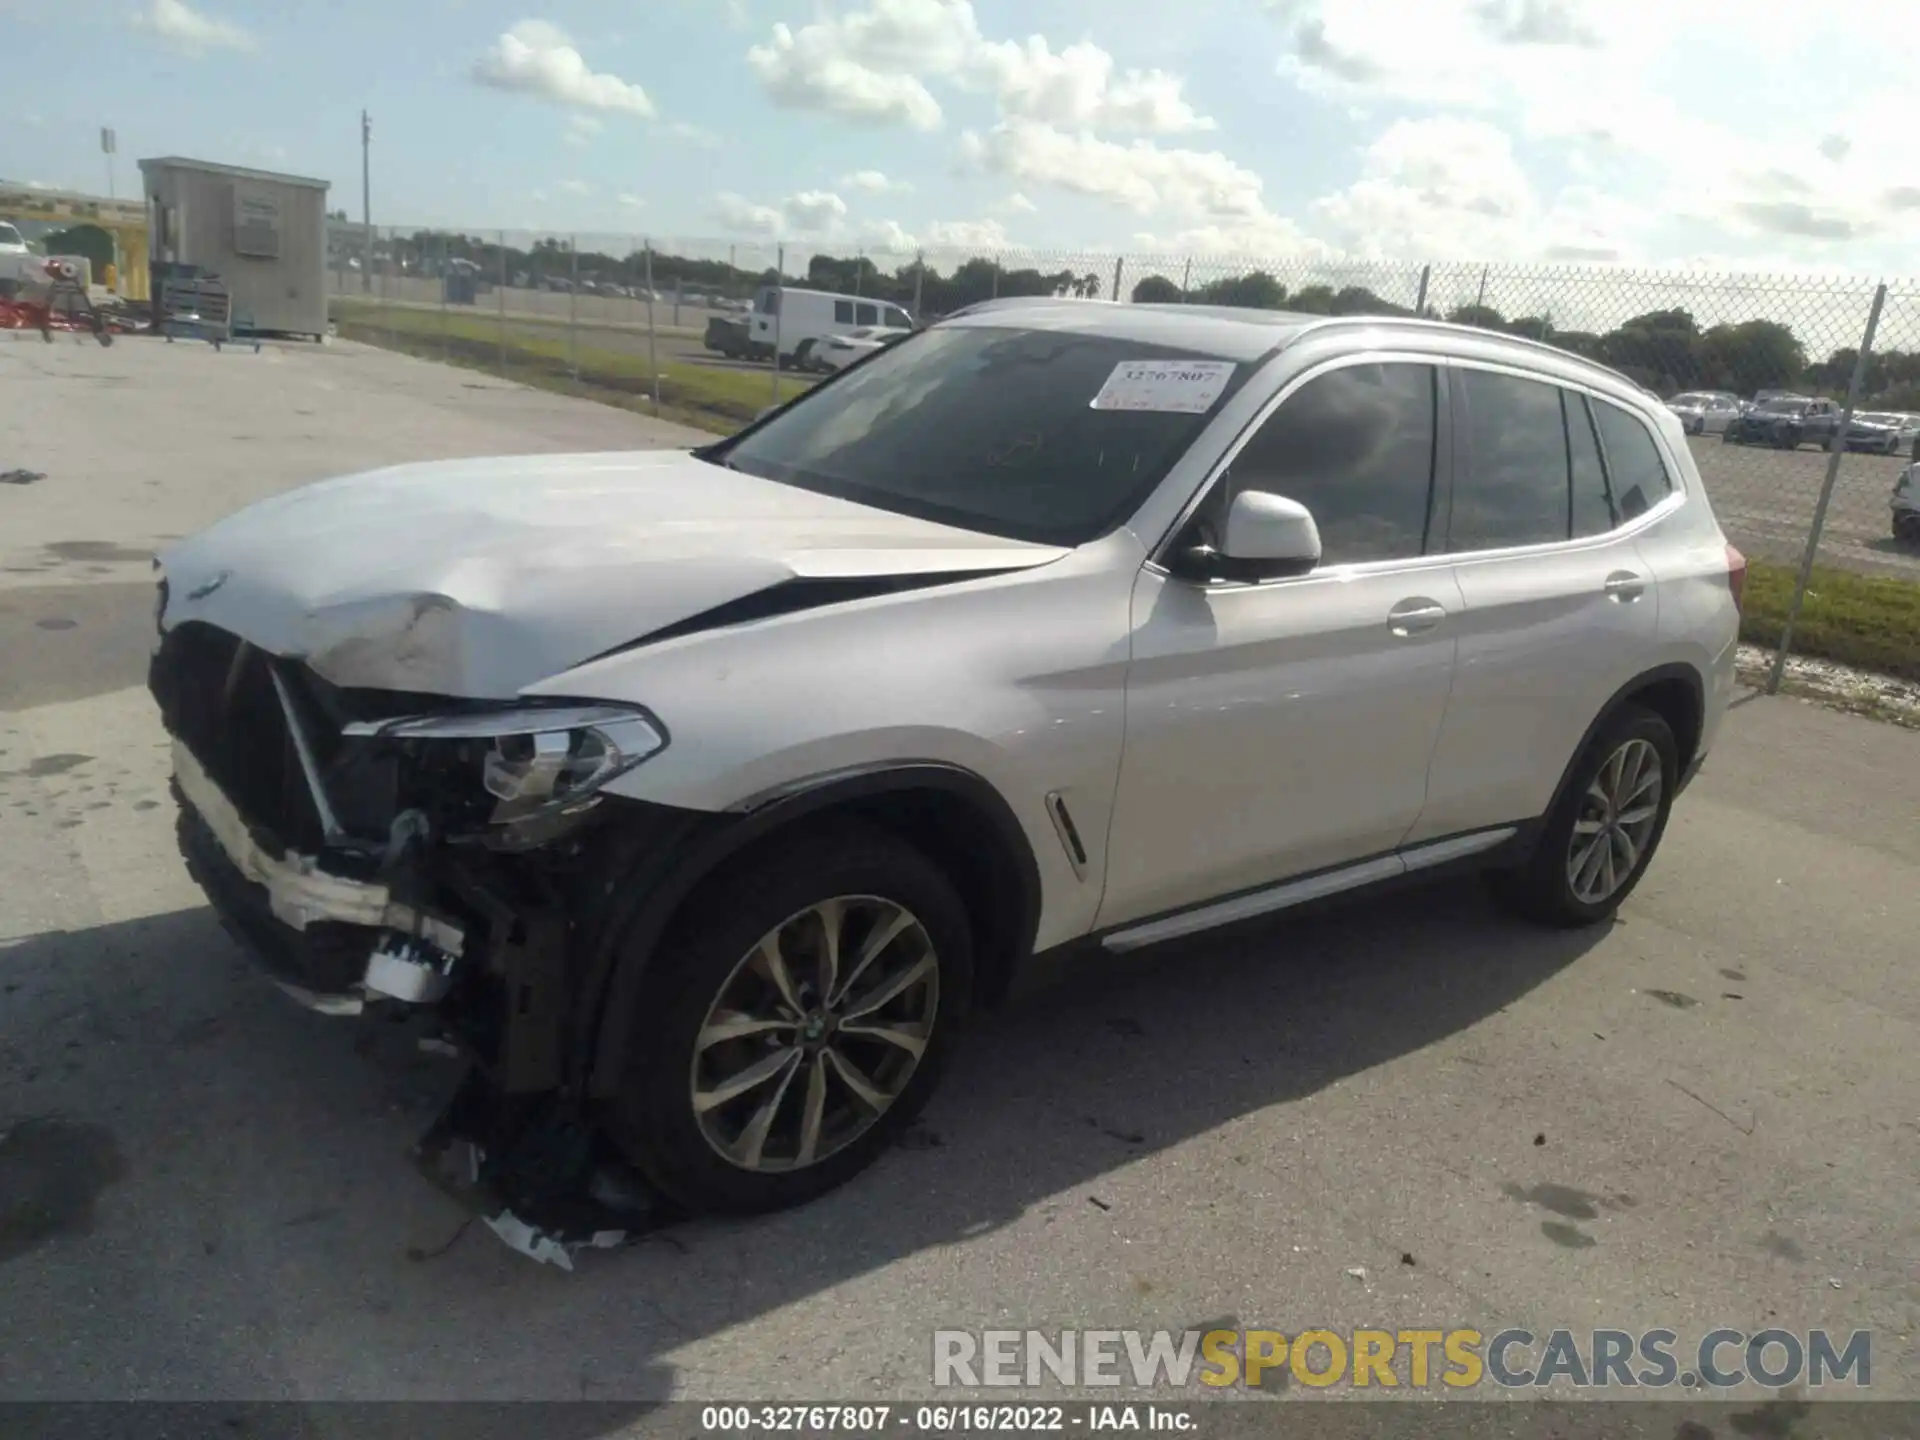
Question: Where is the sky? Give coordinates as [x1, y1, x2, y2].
[4, 0, 1919, 287]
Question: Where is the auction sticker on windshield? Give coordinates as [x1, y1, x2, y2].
[1090, 360, 1237, 414]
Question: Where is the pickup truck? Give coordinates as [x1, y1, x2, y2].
[1722, 395, 1842, 450]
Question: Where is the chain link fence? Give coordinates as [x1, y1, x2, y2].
[321, 224, 1919, 683]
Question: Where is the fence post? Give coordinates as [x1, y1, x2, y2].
[568, 237, 580, 386]
[496, 230, 508, 379]
[436, 231, 448, 360]
[672, 276, 681, 329]
[1474, 265, 1489, 311]
[990, 258, 999, 300]
[912, 251, 925, 319]
[645, 241, 660, 419]
[1112, 256, 1124, 302]
[1180, 257, 1191, 303]
[854, 250, 864, 299]
[1766, 282, 1887, 695]
[1415, 264, 1431, 318]
[770, 243, 785, 408]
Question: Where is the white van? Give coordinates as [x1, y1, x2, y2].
[748, 287, 916, 370]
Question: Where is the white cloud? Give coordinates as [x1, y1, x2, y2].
[712, 192, 784, 236]
[1308, 117, 1639, 263]
[785, 189, 850, 233]
[747, 16, 949, 129]
[618, 193, 646, 209]
[974, 36, 1216, 134]
[963, 120, 1267, 221]
[557, 179, 591, 195]
[745, 0, 1214, 137]
[996, 192, 1038, 215]
[714, 190, 855, 238]
[842, 169, 907, 193]
[132, 0, 253, 53]
[474, 19, 654, 115]
[564, 114, 603, 147]
[923, 217, 1011, 249]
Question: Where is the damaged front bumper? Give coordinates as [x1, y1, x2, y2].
[172, 738, 465, 1013]
[154, 620, 694, 1266]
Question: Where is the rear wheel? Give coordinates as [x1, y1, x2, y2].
[602, 823, 974, 1215]
[1486, 705, 1677, 928]
[792, 338, 817, 372]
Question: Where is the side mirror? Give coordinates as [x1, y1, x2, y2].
[1216, 490, 1322, 579]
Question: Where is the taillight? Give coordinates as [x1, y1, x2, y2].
[1725, 543, 1747, 611]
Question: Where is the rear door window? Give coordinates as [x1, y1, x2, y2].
[856, 302, 879, 326]
[1567, 391, 1616, 539]
[1592, 399, 1674, 520]
[1450, 369, 1570, 551]
[833, 300, 854, 324]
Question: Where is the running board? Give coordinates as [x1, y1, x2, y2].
[1100, 828, 1517, 953]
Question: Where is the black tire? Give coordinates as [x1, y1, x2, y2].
[792, 338, 816, 371]
[1485, 704, 1679, 929]
[601, 821, 975, 1216]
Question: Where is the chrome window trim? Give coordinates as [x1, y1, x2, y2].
[1143, 346, 1688, 593]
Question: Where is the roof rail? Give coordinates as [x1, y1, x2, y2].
[1285, 313, 1652, 395]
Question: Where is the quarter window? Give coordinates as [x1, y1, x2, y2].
[1567, 391, 1616, 539]
[1450, 369, 1571, 552]
[1214, 362, 1438, 565]
[1592, 399, 1674, 520]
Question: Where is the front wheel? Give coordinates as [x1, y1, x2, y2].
[1486, 705, 1678, 928]
[602, 823, 974, 1215]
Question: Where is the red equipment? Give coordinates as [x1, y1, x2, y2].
[0, 258, 116, 346]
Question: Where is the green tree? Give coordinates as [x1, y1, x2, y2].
[1131, 274, 1183, 304]
[1446, 303, 1506, 330]
[1695, 320, 1805, 397]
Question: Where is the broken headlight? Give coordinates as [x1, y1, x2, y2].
[344, 703, 667, 843]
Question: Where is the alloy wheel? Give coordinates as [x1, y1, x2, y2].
[690, 896, 939, 1173]
[1566, 738, 1663, 906]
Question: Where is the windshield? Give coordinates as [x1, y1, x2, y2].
[1855, 413, 1896, 424]
[0, 223, 23, 247]
[1758, 399, 1808, 414]
[710, 325, 1254, 546]
[1669, 394, 1707, 406]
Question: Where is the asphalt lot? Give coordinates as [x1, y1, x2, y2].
[2, 333, 1917, 1411]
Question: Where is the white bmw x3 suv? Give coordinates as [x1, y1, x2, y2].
[151, 300, 1743, 1224]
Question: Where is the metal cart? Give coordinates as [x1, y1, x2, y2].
[158, 272, 261, 353]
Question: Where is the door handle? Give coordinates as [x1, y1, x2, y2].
[1388, 598, 1447, 636]
[1604, 571, 1647, 602]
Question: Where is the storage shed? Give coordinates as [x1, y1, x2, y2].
[139, 157, 330, 339]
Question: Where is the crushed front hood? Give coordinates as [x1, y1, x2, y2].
[159, 449, 1065, 697]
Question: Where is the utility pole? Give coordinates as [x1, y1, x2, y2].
[101, 127, 117, 201]
[361, 110, 373, 295]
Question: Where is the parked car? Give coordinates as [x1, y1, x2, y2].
[1722, 395, 1841, 449]
[1844, 411, 1920, 455]
[747, 286, 917, 368]
[814, 325, 913, 372]
[703, 313, 752, 358]
[1664, 391, 1744, 435]
[1894, 463, 1920, 543]
[150, 303, 1741, 1226]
